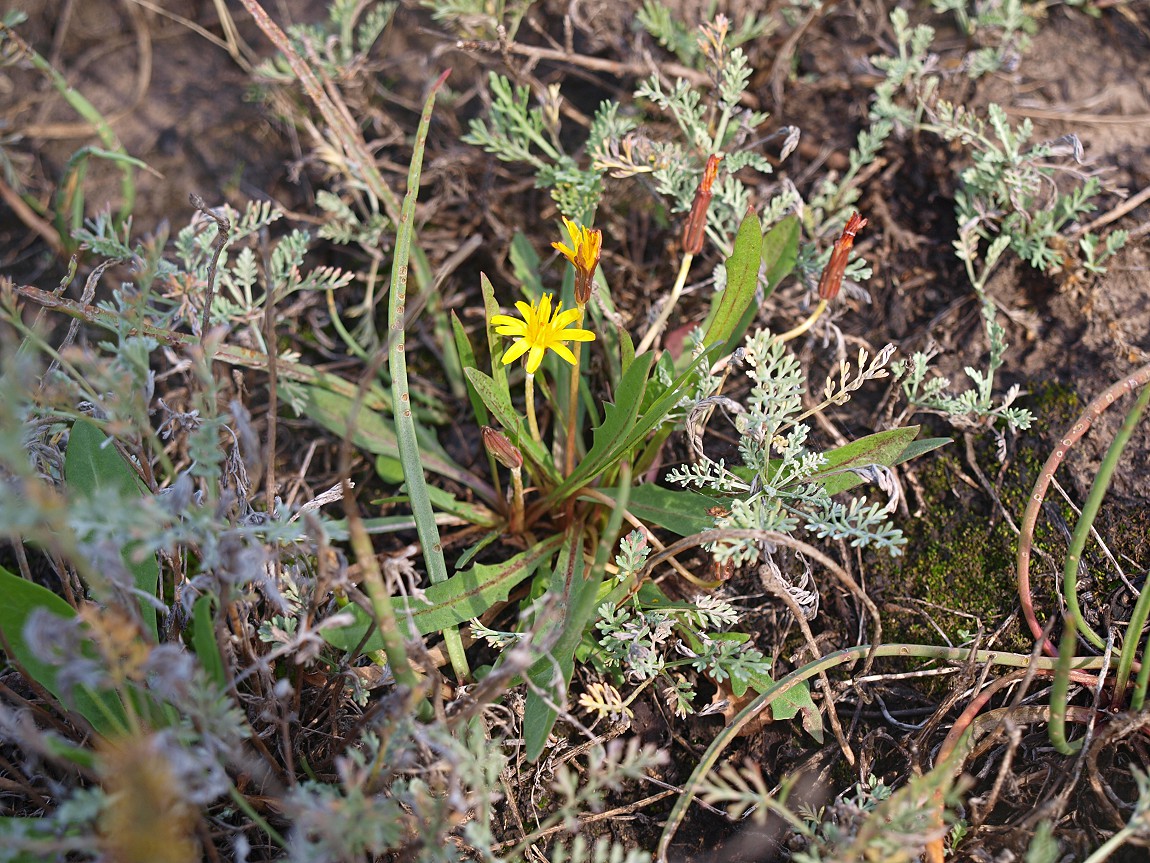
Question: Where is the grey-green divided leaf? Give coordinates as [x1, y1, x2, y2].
[600, 429, 948, 536]
[64, 418, 159, 642]
[321, 534, 564, 652]
[0, 565, 128, 735]
[0, 816, 79, 862]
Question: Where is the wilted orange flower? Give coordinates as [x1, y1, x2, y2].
[552, 217, 602, 305]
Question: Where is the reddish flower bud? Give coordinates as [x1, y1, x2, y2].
[681, 154, 722, 255]
[482, 426, 522, 470]
[817, 212, 867, 301]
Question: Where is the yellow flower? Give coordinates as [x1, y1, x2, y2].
[491, 293, 595, 375]
[552, 217, 602, 305]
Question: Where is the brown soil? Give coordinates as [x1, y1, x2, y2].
[4, 1, 1150, 861]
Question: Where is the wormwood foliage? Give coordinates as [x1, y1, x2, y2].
[3, 1, 1141, 860]
[667, 332, 907, 565]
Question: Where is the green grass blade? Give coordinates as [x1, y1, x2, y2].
[1063, 382, 1150, 651]
[387, 70, 469, 682]
[523, 524, 602, 761]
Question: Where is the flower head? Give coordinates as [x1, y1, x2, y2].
[481, 426, 522, 470]
[491, 293, 595, 375]
[552, 217, 602, 305]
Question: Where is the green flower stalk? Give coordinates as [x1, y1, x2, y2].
[635, 154, 721, 356]
[777, 212, 867, 343]
[552, 217, 602, 475]
[482, 426, 525, 533]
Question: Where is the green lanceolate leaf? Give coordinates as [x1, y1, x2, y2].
[452, 312, 490, 429]
[596, 483, 722, 537]
[761, 214, 801, 300]
[725, 213, 802, 355]
[480, 273, 510, 395]
[191, 594, 228, 689]
[64, 418, 159, 642]
[809, 426, 950, 496]
[64, 419, 147, 498]
[321, 534, 564, 652]
[0, 565, 128, 735]
[702, 208, 762, 351]
[612, 348, 717, 466]
[546, 353, 653, 504]
[523, 525, 602, 761]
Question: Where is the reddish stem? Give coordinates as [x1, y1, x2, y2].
[1016, 363, 1150, 654]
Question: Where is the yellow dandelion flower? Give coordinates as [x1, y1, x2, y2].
[552, 217, 602, 305]
[491, 293, 595, 375]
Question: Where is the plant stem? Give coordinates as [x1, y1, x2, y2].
[509, 466, 524, 534]
[1017, 362, 1150, 654]
[229, 785, 287, 848]
[656, 642, 1111, 862]
[635, 253, 693, 355]
[774, 299, 827, 343]
[1114, 571, 1150, 709]
[348, 513, 419, 692]
[1065, 381, 1150, 652]
[1082, 825, 1139, 863]
[564, 306, 586, 477]
[1048, 614, 1084, 755]
[525, 372, 541, 444]
[1131, 630, 1150, 712]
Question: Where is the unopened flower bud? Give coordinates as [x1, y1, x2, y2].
[817, 212, 868, 301]
[681, 154, 722, 255]
[482, 426, 522, 470]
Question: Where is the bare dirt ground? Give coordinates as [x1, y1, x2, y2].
[4, 1, 1150, 860]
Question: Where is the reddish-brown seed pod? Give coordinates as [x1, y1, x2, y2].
[817, 212, 868, 301]
[681, 154, 723, 255]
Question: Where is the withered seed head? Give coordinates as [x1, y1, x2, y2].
[817, 212, 868, 301]
[681, 154, 722, 255]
